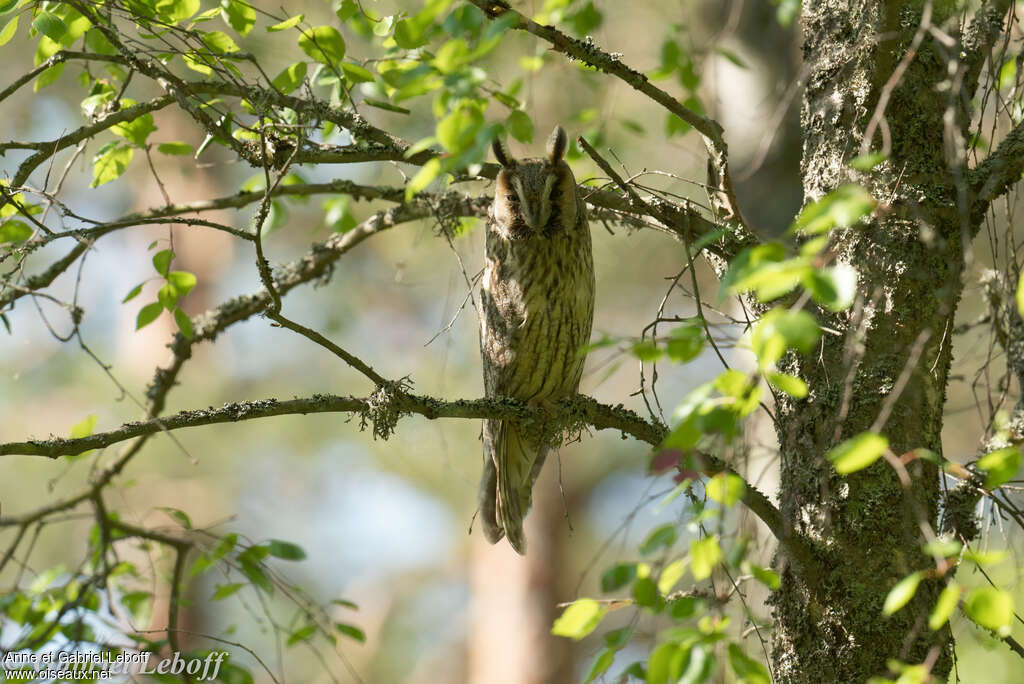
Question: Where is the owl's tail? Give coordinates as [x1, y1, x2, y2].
[478, 418, 547, 554]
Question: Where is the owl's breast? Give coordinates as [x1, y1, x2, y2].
[481, 222, 595, 401]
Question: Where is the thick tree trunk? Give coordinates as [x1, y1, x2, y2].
[771, 2, 971, 680]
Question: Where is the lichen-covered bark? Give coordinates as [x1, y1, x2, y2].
[771, 2, 971, 681]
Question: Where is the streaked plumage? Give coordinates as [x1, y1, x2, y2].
[478, 126, 595, 554]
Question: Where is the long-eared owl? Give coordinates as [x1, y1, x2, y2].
[478, 125, 595, 554]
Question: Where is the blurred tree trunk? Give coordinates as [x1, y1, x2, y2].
[769, 1, 1002, 680]
[467, 465, 572, 684]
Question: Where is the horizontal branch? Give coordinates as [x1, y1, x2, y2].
[970, 116, 1024, 217]
[0, 389, 786, 554]
[5, 95, 176, 187]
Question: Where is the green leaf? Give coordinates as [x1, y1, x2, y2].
[976, 446, 1021, 489]
[267, 539, 306, 561]
[751, 307, 821, 368]
[0, 220, 32, 243]
[603, 626, 633, 649]
[212, 583, 244, 600]
[267, 14, 303, 32]
[506, 110, 534, 143]
[91, 142, 133, 187]
[928, 583, 961, 630]
[286, 624, 316, 646]
[639, 524, 677, 555]
[1016, 272, 1024, 316]
[32, 11, 66, 43]
[584, 647, 615, 683]
[436, 102, 483, 153]
[647, 642, 686, 684]
[157, 141, 193, 155]
[791, 184, 876, 236]
[658, 558, 688, 594]
[666, 323, 704, 363]
[152, 249, 174, 276]
[828, 432, 889, 474]
[168, 271, 197, 297]
[158, 0, 200, 23]
[159, 507, 192, 528]
[765, 371, 808, 398]
[221, 0, 255, 36]
[745, 562, 781, 590]
[568, 1, 603, 35]
[963, 586, 1014, 636]
[883, 571, 923, 615]
[998, 58, 1017, 91]
[706, 473, 746, 506]
[334, 622, 365, 642]
[394, 18, 429, 49]
[135, 302, 163, 330]
[70, 414, 97, 439]
[271, 61, 307, 93]
[173, 308, 193, 339]
[122, 282, 144, 303]
[551, 599, 607, 640]
[963, 548, 1008, 566]
[631, 339, 662, 361]
[156, 282, 177, 309]
[298, 25, 346, 64]
[850, 152, 887, 171]
[405, 157, 441, 200]
[239, 559, 274, 594]
[0, 14, 18, 45]
[202, 30, 241, 54]
[111, 107, 157, 147]
[120, 591, 152, 620]
[632, 576, 662, 610]
[689, 535, 721, 581]
[715, 47, 747, 68]
[600, 563, 637, 592]
[805, 264, 858, 312]
[727, 644, 770, 684]
[339, 61, 374, 83]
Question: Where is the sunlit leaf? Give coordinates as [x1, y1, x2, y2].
[551, 598, 607, 640]
[0, 220, 32, 243]
[268, 14, 303, 32]
[657, 558, 688, 594]
[828, 432, 889, 474]
[91, 142, 133, 186]
[963, 587, 1013, 636]
[299, 25, 346, 64]
[883, 571, 923, 615]
[706, 473, 746, 506]
[221, 0, 255, 36]
[928, 583, 961, 630]
[690, 535, 721, 580]
[976, 446, 1020, 489]
[765, 371, 808, 398]
[728, 644, 770, 684]
[271, 61, 307, 93]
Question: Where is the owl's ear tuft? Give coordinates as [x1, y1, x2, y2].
[492, 137, 515, 167]
[546, 125, 568, 164]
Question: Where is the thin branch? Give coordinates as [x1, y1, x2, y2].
[961, 0, 1015, 95]
[0, 389, 797, 570]
[465, 0, 755, 242]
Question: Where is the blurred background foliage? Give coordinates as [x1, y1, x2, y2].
[0, 0, 1021, 682]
